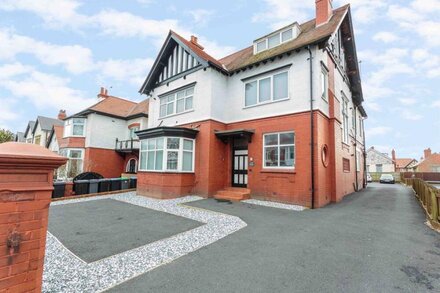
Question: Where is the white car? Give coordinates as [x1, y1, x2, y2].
[367, 173, 372, 183]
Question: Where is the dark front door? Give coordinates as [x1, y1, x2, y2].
[232, 147, 248, 187]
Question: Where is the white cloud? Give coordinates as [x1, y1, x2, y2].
[0, 29, 94, 74]
[401, 109, 422, 121]
[367, 126, 393, 137]
[335, 0, 388, 24]
[433, 100, 440, 108]
[398, 98, 417, 105]
[188, 9, 214, 26]
[97, 58, 154, 86]
[372, 31, 401, 43]
[410, 0, 440, 13]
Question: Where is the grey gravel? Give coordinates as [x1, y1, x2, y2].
[43, 192, 247, 293]
[242, 199, 305, 211]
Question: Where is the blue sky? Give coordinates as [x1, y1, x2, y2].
[0, 0, 439, 159]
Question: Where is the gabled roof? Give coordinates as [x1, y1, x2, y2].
[367, 147, 394, 164]
[33, 116, 63, 133]
[68, 96, 149, 120]
[24, 121, 35, 137]
[46, 125, 64, 148]
[14, 132, 25, 142]
[395, 158, 417, 169]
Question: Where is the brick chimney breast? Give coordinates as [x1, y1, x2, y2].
[190, 35, 204, 50]
[97, 87, 109, 99]
[57, 109, 67, 120]
[391, 149, 396, 161]
[315, 0, 333, 27]
[424, 148, 432, 159]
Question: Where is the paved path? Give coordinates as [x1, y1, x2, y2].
[110, 183, 440, 292]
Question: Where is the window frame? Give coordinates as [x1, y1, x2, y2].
[254, 27, 295, 54]
[243, 70, 290, 108]
[159, 86, 194, 119]
[64, 118, 86, 137]
[320, 66, 329, 101]
[139, 136, 195, 173]
[58, 148, 84, 179]
[341, 93, 349, 144]
[262, 131, 295, 169]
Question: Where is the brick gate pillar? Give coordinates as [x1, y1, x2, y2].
[0, 142, 67, 292]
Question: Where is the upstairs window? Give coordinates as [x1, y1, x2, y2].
[320, 67, 328, 101]
[64, 118, 86, 137]
[34, 135, 41, 145]
[341, 94, 349, 144]
[254, 26, 297, 54]
[245, 71, 289, 107]
[129, 126, 140, 139]
[159, 86, 194, 118]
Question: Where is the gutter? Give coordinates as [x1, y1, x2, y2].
[307, 45, 315, 209]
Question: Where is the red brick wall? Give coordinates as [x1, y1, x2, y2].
[137, 172, 195, 199]
[59, 137, 85, 149]
[123, 154, 139, 174]
[83, 148, 125, 178]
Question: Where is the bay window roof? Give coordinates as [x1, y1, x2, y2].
[136, 126, 199, 140]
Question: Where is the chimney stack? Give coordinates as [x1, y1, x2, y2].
[190, 35, 204, 50]
[57, 110, 67, 120]
[391, 149, 396, 161]
[315, 0, 333, 27]
[424, 148, 432, 159]
[97, 87, 109, 99]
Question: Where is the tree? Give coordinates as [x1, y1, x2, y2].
[0, 128, 15, 143]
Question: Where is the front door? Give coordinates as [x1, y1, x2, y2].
[232, 147, 248, 187]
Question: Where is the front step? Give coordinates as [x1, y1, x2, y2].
[214, 187, 250, 201]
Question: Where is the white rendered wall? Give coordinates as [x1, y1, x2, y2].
[85, 113, 127, 149]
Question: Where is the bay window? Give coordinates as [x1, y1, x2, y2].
[64, 118, 86, 137]
[159, 86, 194, 118]
[263, 131, 295, 168]
[140, 137, 195, 172]
[244, 70, 289, 107]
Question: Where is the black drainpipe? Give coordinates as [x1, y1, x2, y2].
[307, 46, 315, 209]
[354, 106, 358, 191]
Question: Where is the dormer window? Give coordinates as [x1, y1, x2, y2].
[254, 24, 301, 54]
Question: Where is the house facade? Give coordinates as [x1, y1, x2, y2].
[50, 87, 149, 179]
[135, 0, 367, 208]
[366, 147, 395, 173]
[416, 148, 440, 172]
[23, 121, 35, 143]
[31, 115, 64, 147]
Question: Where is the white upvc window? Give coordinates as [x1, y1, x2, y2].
[159, 86, 194, 118]
[254, 27, 294, 54]
[64, 118, 86, 137]
[58, 148, 84, 179]
[356, 150, 361, 172]
[263, 131, 295, 169]
[244, 70, 289, 107]
[139, 137, 195, 172]
[341, 94, 349, 144]
[129, 126, 140, 139]
[320, 66, 328, 101]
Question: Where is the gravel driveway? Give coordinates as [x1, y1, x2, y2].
[109, 183, 440, 293]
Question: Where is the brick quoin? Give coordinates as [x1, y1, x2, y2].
[0, 143, 66, 292]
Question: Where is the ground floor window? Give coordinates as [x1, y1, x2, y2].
[263, 131, 295, 168]
[139, 137, 195, 172]
[58, 148, 84, 179]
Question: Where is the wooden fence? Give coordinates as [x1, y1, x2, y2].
[405, 178, 440, 228]
[401, 172, 440, 181]
[368, 172, 401, 182]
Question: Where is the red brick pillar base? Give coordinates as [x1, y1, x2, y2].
[0, 143, 67, 292]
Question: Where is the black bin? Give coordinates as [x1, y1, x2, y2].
[121, 178, 129, 190]
[74, 180, 89, 195]
[88, 179, 99, 194]
[52, 182, 66, 198]
[129, 177, 137, 189]
[98, 179, 111, 193]
[110, 178, 122, 191]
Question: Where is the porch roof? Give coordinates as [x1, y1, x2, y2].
[214, 129, 255, 143]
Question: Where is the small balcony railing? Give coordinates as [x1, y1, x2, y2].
[115, 138, 139, 153]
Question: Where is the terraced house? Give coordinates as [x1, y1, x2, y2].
[136, 0, 367, 208]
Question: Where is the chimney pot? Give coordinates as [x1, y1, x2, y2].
[57, 110, 67, 120]
[98, 87, 108, 99]
[315, 0, 333, 27]
[190, 35, 204, 50]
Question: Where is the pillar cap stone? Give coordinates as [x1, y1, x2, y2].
[0, 142, 67, 169]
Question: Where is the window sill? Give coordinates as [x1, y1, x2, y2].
[243, 97, 290, 110]
[159, 109, 194, 120]
[260, 168, 296, 174]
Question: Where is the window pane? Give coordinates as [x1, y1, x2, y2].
[167, 151, 178, 170]
[245, 81, 257, 106]
[147, 151, 155, 170]
[140, 152, 147, 170]
[183, 139, 193, 151]
[147, 139, 155, 150]
[176, 99, 185, 113]
[160, 98, 166, 105]
[185, 96, 193, 110]
[167, 102, 174, 115]
[69, 150, 82, 158]
[167, 138, 180, 149]
[280, 146, 294, 167]
[265, 147, 278, 167]
[160, 105, 166, 117]
[185, 87, 194, 95]
[155, 150, 163, 170]
[182, 151, 193, 171]
[141, 141, 148, 150]
[167, 95, 175, 102]
[264, 134, 278, 146]
[281, 29, 293, 42]
[273, 72, 288, 100]
[259, 77, 271, 102]
[257, 40, 266, 52]
[280, 132, 294, 144]
[73, 125, 83, 135]
[156, 137, 164, 149]
[268, 34, 280, 48]
[177, 91, 185, 99]
[73, 118, 84, 124]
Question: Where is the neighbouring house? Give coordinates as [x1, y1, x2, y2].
[31, 115, 64, 147]
[47, 125, 64, 153]
[391, 149, 417, 172]
[14, 132, 25, 142]
[135, 0, 367, 208]
[366, 147, 395, 173]
[52, 87, 149, 179]
[416, 148, 440, 172]
[23, 121, 35, 143]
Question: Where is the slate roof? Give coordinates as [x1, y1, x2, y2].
[24, 121, 35, 137]
[35, 116, 63, 132]
[46, 125, 64, 148]
[15, 132, 25, 142]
